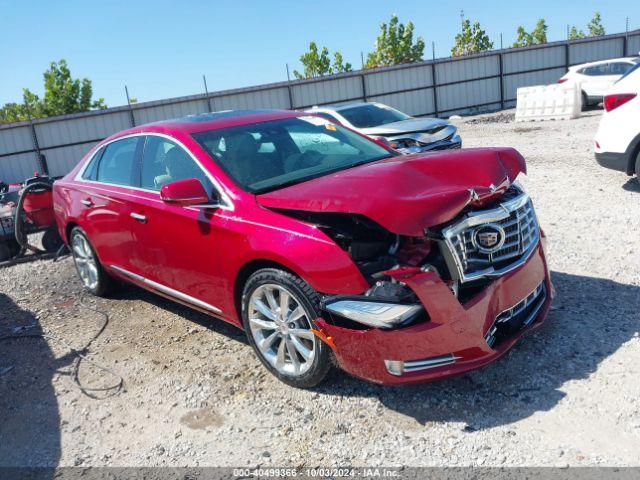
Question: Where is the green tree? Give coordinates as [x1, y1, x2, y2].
[531, 19, 548, 44]
[0, 103, 28, 123]
[588, 12, 605, 36]
[365, 15, 425, 68]
[513, 19, 547, 47]
[293, 42, 351, 79]
[568, 26, 586, 40]
[513, 26, 533, 47]
[332, 52, 352, 74]
[452, 19, 493, 56]
[0, 59, 107, 123]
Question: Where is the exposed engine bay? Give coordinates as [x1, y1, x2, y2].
[276, 183, 532, 331]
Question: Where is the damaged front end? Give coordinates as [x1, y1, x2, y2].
[257, 148, 552, 383]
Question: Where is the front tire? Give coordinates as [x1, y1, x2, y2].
[69, 227, 114, 297]
[241, 268, 331, 388]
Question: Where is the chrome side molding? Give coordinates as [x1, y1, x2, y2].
[110, 264, 222, 314]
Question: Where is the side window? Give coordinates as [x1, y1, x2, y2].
[610, 62, 632, 75]
[81, 147, 105, 180]
[96, 137, 140, 186]
[584, 64, 610, 76]
[141, 136, 213, 194]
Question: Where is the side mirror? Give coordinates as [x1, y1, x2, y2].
[160, 178, 211, 206]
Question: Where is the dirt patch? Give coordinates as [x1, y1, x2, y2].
[180, 407, 223, 430]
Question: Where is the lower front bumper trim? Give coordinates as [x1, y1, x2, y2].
[385, 353, 461, 376]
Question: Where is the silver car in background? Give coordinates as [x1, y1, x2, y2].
[306, 102, 461, 154]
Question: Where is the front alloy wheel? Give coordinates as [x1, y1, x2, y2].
[242, 269, 331, 388]
[249, 284, 316, 376]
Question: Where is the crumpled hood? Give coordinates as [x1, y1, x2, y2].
[257, 148, 527, 237]
[360, 117, 449, 136]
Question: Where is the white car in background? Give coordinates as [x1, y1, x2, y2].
[594, 62, 640, 177]
[305, 102, 461, 154]
[558, 57, 640, 109]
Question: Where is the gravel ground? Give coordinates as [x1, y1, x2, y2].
[1, 109, 639, 468]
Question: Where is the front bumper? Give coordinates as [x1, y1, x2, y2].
[595, 151, 630, 174]
[396, 134, 462, 154]
[316, 241, 552, 385]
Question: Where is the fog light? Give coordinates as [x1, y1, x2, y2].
[384, 360, 405, 376]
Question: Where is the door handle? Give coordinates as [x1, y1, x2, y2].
[130, 212, 147, 223]
[80, 198, 94, 207]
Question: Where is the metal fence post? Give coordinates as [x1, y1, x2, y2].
[27, 116, 48, 176]
[203, 75, 213, 112]
[498, 52, 505, 110]
[286, 64, 295, 109]
[565, 42, 570, 70]
[125, 85, 136, 127]
[361, 74, 367, 102]
[431, 60, 439, 117]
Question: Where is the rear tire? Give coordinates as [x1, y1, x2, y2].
[635, 150, 640, 178]
[69, 227, 114, 297]
[241, 268, 331, 388]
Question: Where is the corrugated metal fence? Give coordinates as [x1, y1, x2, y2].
[1, 29, 639, 183]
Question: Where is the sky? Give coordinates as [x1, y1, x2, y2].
[1, 0, 639, 108]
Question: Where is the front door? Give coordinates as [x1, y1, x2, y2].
[126, 135, 227, 316]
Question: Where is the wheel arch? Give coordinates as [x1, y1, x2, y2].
[625, 131, 640, 175]
[233, 259, 300, 325]
[65, 221, 79, 244]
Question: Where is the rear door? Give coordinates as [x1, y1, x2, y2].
[124, 134, 226, 314]
[582, 63, 614, 98]
[73, 136, 144, 274]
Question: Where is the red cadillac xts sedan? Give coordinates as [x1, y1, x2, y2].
[53, 109, 552, 387]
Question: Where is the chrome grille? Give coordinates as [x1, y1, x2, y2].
[441, 193, 540, 283]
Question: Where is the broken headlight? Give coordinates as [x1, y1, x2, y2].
[323, 297, 422, 329]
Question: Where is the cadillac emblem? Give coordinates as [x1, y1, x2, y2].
[473, 224, 506, 253]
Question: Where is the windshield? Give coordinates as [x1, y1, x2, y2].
[338, 103, 411, 128]
[192, 116, 393, 193]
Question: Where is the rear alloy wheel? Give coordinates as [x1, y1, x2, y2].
[242, 269, 331, 388]
[70, 227, 114, 296]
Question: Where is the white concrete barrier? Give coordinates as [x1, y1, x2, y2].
[515, 82, 582, 121]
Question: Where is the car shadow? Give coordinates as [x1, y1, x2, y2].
[622, 177, 640, 193]
[316, 271, 640, 430]
[0, 293, 64, 470]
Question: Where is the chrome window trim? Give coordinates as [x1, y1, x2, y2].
[110, 264, 222, 314]
[440, 193, 539, 283]
[74, 132, 234, 211]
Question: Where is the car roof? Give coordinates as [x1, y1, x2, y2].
[107, 109, 302, 141]
[310, 102, 382, 113]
